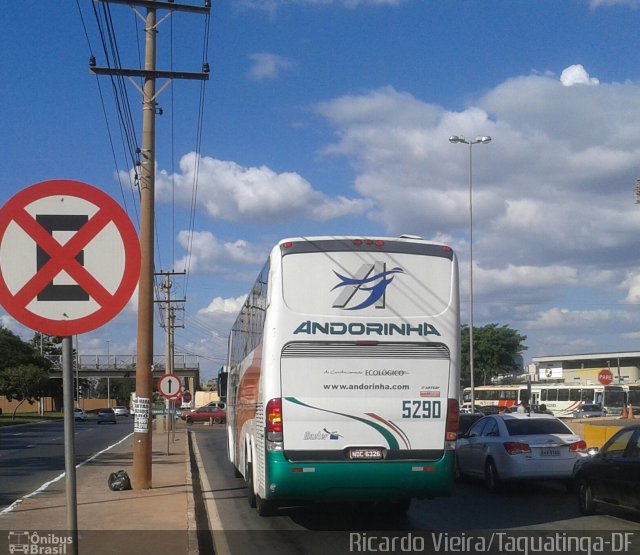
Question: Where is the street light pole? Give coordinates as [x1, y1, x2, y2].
[449, 135, 491, 412]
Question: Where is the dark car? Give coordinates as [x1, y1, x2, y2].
[574, 425, 640, 516]
[182, 406, 226, 425]
[97, 408, 117, 425]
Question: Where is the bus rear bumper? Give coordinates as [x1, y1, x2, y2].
[262, 451, 454, 502]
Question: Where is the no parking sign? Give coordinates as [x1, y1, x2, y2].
[0, 180, 140, 335]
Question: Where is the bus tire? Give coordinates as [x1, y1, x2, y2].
[454, 456, 464, 482]
[233, 464, 243, 479]
[256, 494, 277, 516]
[484, 459, 501, 493]
[246, 463, 257, 508]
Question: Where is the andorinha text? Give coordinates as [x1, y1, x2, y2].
[293, 321, 441, 336]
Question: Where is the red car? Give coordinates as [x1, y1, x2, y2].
[182, 406, 226, 424]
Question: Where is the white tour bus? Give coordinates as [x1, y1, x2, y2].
[225, 236, 460, 515]
[462, 384, 628, 417]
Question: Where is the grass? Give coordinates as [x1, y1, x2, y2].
[0, 412, 64, 427]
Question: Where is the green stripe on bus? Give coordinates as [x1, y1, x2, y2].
[285, 396, 400, 450]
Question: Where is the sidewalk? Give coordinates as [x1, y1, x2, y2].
[0, 426, 197, 555]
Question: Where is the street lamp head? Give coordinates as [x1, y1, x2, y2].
[476, 136, 492, 144]
[449, 135, 467, 144]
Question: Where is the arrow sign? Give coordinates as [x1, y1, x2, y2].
[0, 180, 140, 336]
[158, 373, 182, 400]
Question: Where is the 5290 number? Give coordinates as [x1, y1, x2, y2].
[401, 400, 441, 419]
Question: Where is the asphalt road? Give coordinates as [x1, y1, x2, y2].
[0, 415, 133, 512]
[191, 425, 640, 555]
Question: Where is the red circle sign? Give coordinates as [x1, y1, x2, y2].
[0, 180, 140, 336]
[598, 369, 613, 385]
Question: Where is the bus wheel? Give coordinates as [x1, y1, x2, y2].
[246, 463, 257, 508]
[232, 464, 243, 479]
[454, 456, 464, 482]
[256, 495, 277, 517]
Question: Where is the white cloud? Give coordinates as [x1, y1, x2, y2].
[474, 264, 578, 295]
[622, 272, 640, 303]
[527, 307, 632, 330]
[155, 154, 370, 224]
[310, 66, 640, 359]
[174, 231, 265, 275]
[198, 295, 247, 316]
[247, 53, 294, 81]
[560, 64, 600, 86]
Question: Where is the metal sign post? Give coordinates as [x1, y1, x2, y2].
[157, 374, 182, 455]
[62, 336, 78, 555]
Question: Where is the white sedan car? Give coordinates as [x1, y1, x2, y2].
[455, 413, 587, 491]
[73, 408, 87, 421]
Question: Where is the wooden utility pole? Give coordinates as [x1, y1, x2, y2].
[157, 271, 185, 453]
[91, 0, 209, 489]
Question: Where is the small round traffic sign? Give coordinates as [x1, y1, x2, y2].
[158, 374, 182, 399]
[598, 368, 613, 385]
[0, 180, 140, 336]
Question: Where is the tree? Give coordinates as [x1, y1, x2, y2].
[96, 377, 136, 405]
[0, 328, 44, 372]
[0, 364, 50, 419]
[461, 324, 527, 388]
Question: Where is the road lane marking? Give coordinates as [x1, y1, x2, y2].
[0, 432, 134, 516]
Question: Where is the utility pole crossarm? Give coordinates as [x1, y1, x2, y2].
[90, 67, 209, 81]
[95, 0, 211, 15]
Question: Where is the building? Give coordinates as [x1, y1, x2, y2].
[530, 351, 640, 386]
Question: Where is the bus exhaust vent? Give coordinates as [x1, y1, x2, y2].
[282, 342, 450, 359]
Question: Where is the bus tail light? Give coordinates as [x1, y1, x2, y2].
[503, 442, 531, 455]
[445, 399, 459, 442]
[569, 440, 587, 453]
[266, 398, 283, 446]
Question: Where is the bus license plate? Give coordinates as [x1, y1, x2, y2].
[349, 448, 383, 460]
[540, 448, 560, 457]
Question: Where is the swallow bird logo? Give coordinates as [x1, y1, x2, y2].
[332, 263, 404, 310]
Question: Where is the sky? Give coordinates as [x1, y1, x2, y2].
[2, 0, 640, 381]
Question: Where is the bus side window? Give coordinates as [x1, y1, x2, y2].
[582, 388, 595, 403]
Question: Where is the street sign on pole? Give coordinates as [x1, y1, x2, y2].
[0, 180, 140, 555]
[158, 373, 182, 400]
[0, 180, 140, 336]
